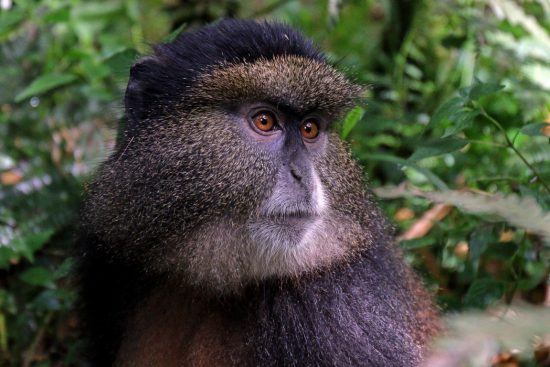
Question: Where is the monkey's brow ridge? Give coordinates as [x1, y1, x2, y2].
[189, 56, 363, 116]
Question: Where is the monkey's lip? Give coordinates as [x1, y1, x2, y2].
[260, 211, 318, 225]
[261, 208, 317, 219]
[270, 211, 312, 218]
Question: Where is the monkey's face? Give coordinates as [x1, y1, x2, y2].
[84, 55, 379, 294]
[235, 102, 328, 243]
[162, 56, 377, 292]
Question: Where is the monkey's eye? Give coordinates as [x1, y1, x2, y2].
[252, 111, 276, 132]
[300, 119, 320, 140]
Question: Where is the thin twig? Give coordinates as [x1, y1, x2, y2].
[472, 176, 519, 183]
[22, 311, 53, 367]
[398, 203, 453, 290]
[475, 103, 550, 193]
[398, 203, 453, 241]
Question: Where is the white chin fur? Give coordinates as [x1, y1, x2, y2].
[245, 167, 328, 273]
[170, 169, 363, 294]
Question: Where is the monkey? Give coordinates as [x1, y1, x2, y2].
[76, 19, 439, 366]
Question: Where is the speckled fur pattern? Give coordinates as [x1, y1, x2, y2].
[81, 110, 370, 294]
[76, 19, 439, 366]
[191, 56, 363, 116]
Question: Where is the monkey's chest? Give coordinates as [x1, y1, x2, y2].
[115, 292, 245, 367]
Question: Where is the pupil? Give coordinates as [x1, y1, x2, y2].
[304, 124, 312, 132]
[261, 116, 268, 125]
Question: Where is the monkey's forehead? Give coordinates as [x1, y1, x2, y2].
[189, 56, 364, 117]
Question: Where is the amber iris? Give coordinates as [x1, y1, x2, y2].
[300, 119, 319, 139]
[252, 111, 276, 132]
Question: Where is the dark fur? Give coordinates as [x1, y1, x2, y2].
[124, 20, 322, 129]
[77, 19, 439, 366]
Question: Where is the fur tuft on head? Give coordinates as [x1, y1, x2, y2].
[82, 20, 370, 294]
[125, 20, 324, 128]
[191, 55, 363, 118]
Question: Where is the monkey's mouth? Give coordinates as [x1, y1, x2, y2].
[259, 209, 319, 227]
[259, 201, 320, 218]
[270, 210, 313, 218]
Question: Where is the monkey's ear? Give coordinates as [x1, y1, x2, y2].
[124, 56, 163, 128]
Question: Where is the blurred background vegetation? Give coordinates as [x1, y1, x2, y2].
[0, 0, 549, 366]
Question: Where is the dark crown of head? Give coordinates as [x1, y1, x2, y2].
[124, 20, 324, 126]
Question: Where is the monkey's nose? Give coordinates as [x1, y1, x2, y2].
[289, 162, 303, 182]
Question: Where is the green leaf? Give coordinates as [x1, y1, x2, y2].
[72, 2, 124, 21]
[468, 81, 504, 100]
[442, 108, 480, 137]
[44, 6, 70, 23]
[520, 122, 548, 136]
[485, 243, 518, 260]
[26, 229, 55, 253]
[408, 137, 469, 161]
[464, 278, 506, 308]
[104, 48, 139, 77]
[0, 247, 16, 269]
[400, 237, 435, 250]
[517, 262, 547, 291]
[19, 267, 55, 288]
[469, 227, 493, 266]
[15, 73, 78, 102]
[0, 8, 25, 39]
[0, 311, 6, 353]
[53, 258, 75, 279]
[365, 153, 448, 190]
[163, 23, 188, 43]
[441, 34, 467, 48]
[10, 229, 55, 262]
[341, 106, 365, 139]
[429, 96, 465, 128]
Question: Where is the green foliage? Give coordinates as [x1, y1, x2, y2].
[340, 106, 365, 139]
[15, 74, 78, 103]
[521, 122, 549, 137]
[427, 306, 550, 366]
[0, 0, 549, 365]
[408, 137, 469, 162]
[464, 278, 506, 309]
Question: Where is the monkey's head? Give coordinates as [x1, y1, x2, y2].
[83, 20, 388, 294]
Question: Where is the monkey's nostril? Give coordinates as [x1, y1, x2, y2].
[291, 170, 302, 182]
[289, 162, 303, 182]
